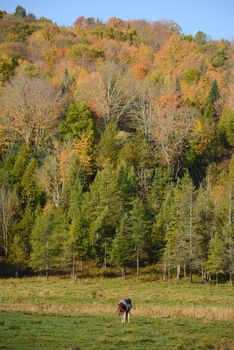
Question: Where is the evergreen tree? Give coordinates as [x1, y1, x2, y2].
[206, 232, 226, 284]
[60, 102, 97, 142]
[65, 210, 88, 278]
[97, 122, 120, 167]
[148, 167, 172, 215]
[162, 187, 180, 280]
[177, 173, 197, 281]
[224, 156, 234, 284]
[14, 5, 26, 18]
[117, 163, 137, 211]
[82, 162, 122, 264]
[8, 234, 27, 277]
[151, 189, 173, 263]
[30, 207, 68, 279]
[111, 214, 134, 277]
[203, 80, 220, 121]
[130, 197, 150, 276]
[21, 157, 44, 208]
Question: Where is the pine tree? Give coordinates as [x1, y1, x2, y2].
[111, 214, 135, 277]
[117, 163, 137, 211]
[82, 162, 122, 265]
[130, 197, 150, 276]
[206, 232, 226, 284]
[30, 209, 52, 279]
[162, 187, 180, 280]
[148, 167, 172, 215]
[8, 234, 27, 277]
[14, 5, 26, 18]
[203, 80, 220, 121]
[225, 156, 234, 284]
[65, 210, 88, 278]
[151, 189, 173, 263]
[60, 102, 97, 142]
[177, 173, 197, 282]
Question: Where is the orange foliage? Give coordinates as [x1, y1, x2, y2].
[131, 63, 149, 79]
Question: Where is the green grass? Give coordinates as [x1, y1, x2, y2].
[0, 277, 234, 309]
[0, 310, 234, 350]
[0, 277, 234, 349]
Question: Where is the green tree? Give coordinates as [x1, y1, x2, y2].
[65, 210, 88, 278]
[130, 197, 150, 276]
[30, 208, 53, 279]
[8, 233, 27, 277]
[194, 31, 207, 45]
[206, 232, 226, 284]
[117, 163, 137, 211]
[97, 122, 121, 167]
[82, 162, 122, 264]
[0, 188, 18, 257]
[14, 6, 26, 18]
[224, 156, 234, 284]
[148, 167, 172, 215]
[176, 173, 197, 281]
[60, 102, 97, 142]
[162, 187, 180, 280]
[218, 109, 234, 147]
[203, 80, 220, 120]
[21, 157, 44, 207]
[151, 189, 173, 263]
[111, 214, 135, 277]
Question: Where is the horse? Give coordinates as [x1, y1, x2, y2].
[118, 299, 132, 323]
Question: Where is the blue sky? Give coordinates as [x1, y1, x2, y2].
[1, 0, 233, 40]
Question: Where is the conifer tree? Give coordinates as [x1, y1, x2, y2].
[177, 173, 197, 281]
[203, 80, 220, 121]
[130, 197, 150, 276]
[8, 234, 27, 277]
[206, 232, 226, 284]
[117, 163, 137, 211]
[111, 214, 134, 277]
[151, 189, 173, 263]
[162, 187, 180, 280]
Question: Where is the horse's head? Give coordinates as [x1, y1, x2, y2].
[117, 302, 126, 316]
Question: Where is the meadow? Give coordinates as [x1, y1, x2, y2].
[0, 277, 234, 349]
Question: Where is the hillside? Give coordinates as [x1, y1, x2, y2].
[0, 7, 234, 282]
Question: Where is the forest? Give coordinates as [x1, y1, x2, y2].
[0, 6, 234, 283]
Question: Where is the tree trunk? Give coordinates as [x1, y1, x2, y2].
[189, 264, 193, 283]
[104, 240, 107, 269]
[168, 264, 171, 281]
[136, 246, 139, 277]
[230, 272, 233, 285]
[46, 239, 49, 281]
[72, 250, 76, 280]
[163, 262, 167, 281]
[176, 264, 181, 280]
[184, 263, 186, 278]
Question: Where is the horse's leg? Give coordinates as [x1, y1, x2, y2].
[127, 311, 130, 323]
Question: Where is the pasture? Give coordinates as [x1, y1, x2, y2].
[0, 277, 234, 349]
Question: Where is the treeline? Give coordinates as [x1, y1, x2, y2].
[0, 7, 233, 282]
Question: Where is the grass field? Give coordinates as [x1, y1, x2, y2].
[0, 277, 234, 349]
